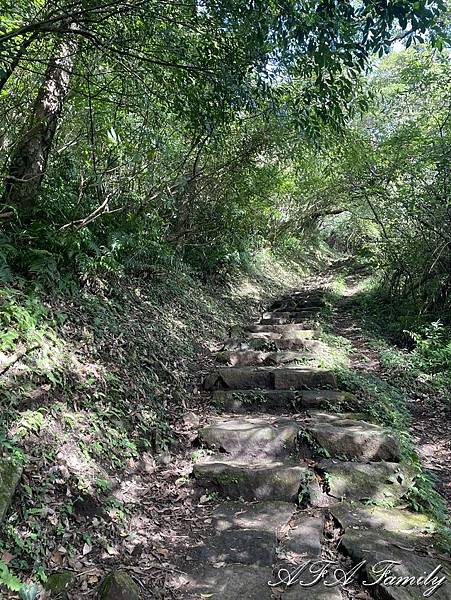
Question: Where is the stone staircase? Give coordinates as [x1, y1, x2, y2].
[182, 287, 450, 599]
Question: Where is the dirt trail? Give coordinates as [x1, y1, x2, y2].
[332, 274, 451, 504]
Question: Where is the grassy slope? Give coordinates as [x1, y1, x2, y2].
[0, 252, 308, 591]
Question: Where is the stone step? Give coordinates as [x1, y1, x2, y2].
[247, 323, 319, 333]
[274, 367, 337, 389]
[193, 457, 312, 501]
[222, 334, 328, 362]
[247, 329, 318, 340]
[184, 565, 274, 600]
[270, 296, 326, 311]
[340, 529, 450, 600]
[213, 389, 353, 413]
[222, 333, 319, 351]
[316, 459, 415, 504]
[301, 412, 401, 461]
[204, 367, 337, 391]
[260, 310, 320, 325]
[216, 350, 308, 367]
[212, 500, 296, 534]
[198, 417, 300, 458]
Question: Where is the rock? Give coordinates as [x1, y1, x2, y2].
[281, 514, 324, 558]
[247, 323, 319, 333]
[204, 367, 274, 390]
[248, 329, 318, 341]
[44, 571, 75, 598]
[317, 460, 415, 504]
[283, 585, 343, 600]
[213, 389, 303, 412]
[216, 350, 308, 366]
[189, 528, 276, 566]
[302, 390, 356, 407]
[198, 417, 300, 458]
[303, 412, 400, 461]
[340, 529, 450, 600]
[260, 310, 320, 325]
[270, 297, 326, 311]
[212, 500, 296, 534]
[193, 457, 311, 501]
[274, 368, 337, 390]
[330, 503, 436, 535]
[184, 564, 273, 599]
[98, 571, 140, 600]
[0, 455, 22, 523]
[213, 389, 354, 413]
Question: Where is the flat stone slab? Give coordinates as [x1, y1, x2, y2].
[183, 565, 273, 599]
[247, 323, 320, 333]
[198, 417, 300, 458]
[274, 368, 337, 390]
[303, 412, 400, 461]
[213, 389, 352, 413]
[204, 367, 336, 391]
[190, 528, 276, 566]
[223, 334, 319, 351]
[216, 350, 308, 367]
[270, 297, 326, 311]
[303, 390, 356, 407]
[212, 501, 296, 534]
[248, 329, 318, 341]
[283, 585, 343, 600]
[318, 459, 415, 504]
[330, 503, 436, 535]
[0, 455, 22, 523]
[213, 389, 303, 412]
[260, 311, 320, 325]
[193, 457, 311, 501]
[281, 513, 324, 558]
[204, 367, 274, 390]
[341, 529, 450, 600]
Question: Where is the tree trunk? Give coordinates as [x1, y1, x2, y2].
[2, 27, 78, 216]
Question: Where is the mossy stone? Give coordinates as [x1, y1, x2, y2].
[0, 455, 23, 523]
[44, 571, 75, 598]
[98, 570, 140, 600]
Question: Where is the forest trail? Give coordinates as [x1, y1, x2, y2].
[169, 276, 450, 600]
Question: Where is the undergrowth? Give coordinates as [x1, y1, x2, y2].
[0, 251, 309, 592]
[322, 269, 450, 552]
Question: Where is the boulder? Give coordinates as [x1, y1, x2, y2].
[0, 455, 22, 523]
[98, 571, 140, 600]
[198, 417, 300, 458]
[317, 459, 415, 504]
